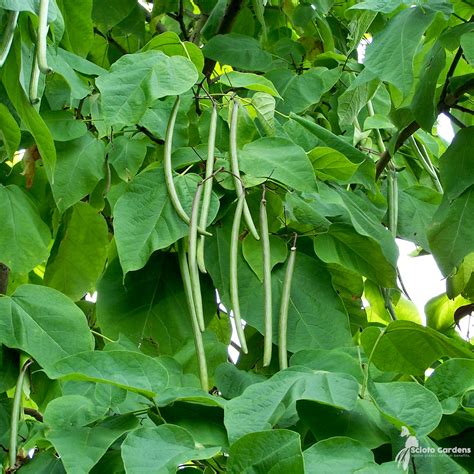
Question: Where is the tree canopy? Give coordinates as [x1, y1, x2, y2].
[0, 0, 473, 472]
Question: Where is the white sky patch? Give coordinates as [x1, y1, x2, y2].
[436, 113, 455, 143]
[397, 239, 445, 323]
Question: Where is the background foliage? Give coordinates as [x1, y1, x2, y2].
[0, 0, 473, 472]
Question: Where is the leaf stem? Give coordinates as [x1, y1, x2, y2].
[230, 191, 248, 353]
[164, 96, 211, 236]
[197, 104, 218, 273]
[177, 241, 209, 391]
[0, 10, 19, 67]
[360, 328, 386, 399]
[260, 186, 273, 366]
[188, 182, 206, 332]
[229, 99, 260, 240]
[278, 234, 297, 370]
[9, 359, 33, 471]
[37, 0, 52, 74]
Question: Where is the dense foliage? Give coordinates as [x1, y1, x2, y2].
[0, 0, 473, 472]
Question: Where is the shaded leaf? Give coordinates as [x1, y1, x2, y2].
[0, 285, 94, 373]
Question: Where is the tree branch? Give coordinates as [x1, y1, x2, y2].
[375, 68, 474, 179]
[202, 0, 244, 79]
[0, 263, 9, 295]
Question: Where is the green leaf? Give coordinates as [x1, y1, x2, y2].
[308, 146, 360, 182]
[92, 0, 136, 31]
[41, 110, 88, 142]
[314, 223, 397, 287]
[0, 103, 20, 160]
[242, 234, 287, 282]
[425, 293, 471, 332]
[428, 185, 474, 276]
[337, 80, 379, 128]
[290, 114, 375, 189]
[0, 285, 94, 373]
[251, 92, 276, 135]
[218, 71, 280, 97]
[96, 255, 217, 357]
[57, 0, 94, 57]
[238, 137, 317, 192]
[439, 127, 474, 201]
[47, 414, 138, 474]
[206, 232, 352, 352]
[363, 114, 394, 130]
[303, 437, 377, 473]
[121, 425, 220, 473]
[411, 41, 446, 131]
[2, 44, 56, 181]
[425, 359, 474, 414]
[107, 135, 147, 182]
[114, 167, 219, 274]
[227, 430, 304, 474]
[51, 133, 105, 213]
[266, 67, 340, 114]
[354, 7, 436, 95]
[461, 31, 474, 66]
[370, 382, 443, 436]
[44, 202, 109, 301]
[215, 363, 266, 399]
[50, 350, 172, 397]
[44, 395, 107, 428]
[96, 51, 198, 127]
[0, 184, 50, 274]
[361, 321, 474, 376]
[397, 185, 442, 250]
[142, 31, 204, 73]
[224, 367, 359, 443]
[298, 399, 390, 449]
[203, 33, 272, 71]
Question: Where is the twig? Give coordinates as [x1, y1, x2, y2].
[0, 263, 9, 295]
[453, 104, 474, 115]
[443, 110, 467, 129]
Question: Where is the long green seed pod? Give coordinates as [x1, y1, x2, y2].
[29, 50, 40, 104]
[260, 186, 273, 366]
[229, 99, 260, 240]
[0, 10, 19, 68]
[37, 0, 52, 74]
[164, 97, 211, 236]
[197, 104, 218, 273]
[177, 241, 209, 391]
[9, 358, 32, 470]
[230, 191, 248, 354]
[188, 181, 206, 332]
[278, 236, 297, 370]
[387, 165, 398, 238]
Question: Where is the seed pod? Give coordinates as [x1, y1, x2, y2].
[177, 240, 209, 391]
[164, 97, 211, 236]
[230, 190, 248, 353]
[197, 103, 218, 273]
[37, 0, 52, 74]
[188, 182, 206, 332]
[278, 236, 297, 369]
[260, 186, 273, 366]
[229, 99, 260, 240]
[0, 10, 19, 68]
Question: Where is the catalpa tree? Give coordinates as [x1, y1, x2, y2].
[0, 0, 473, 472]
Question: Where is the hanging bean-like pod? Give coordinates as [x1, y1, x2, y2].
[197, 103, 218, 273]
[229, 99, 260, 241]
[260, 186, 273, 366]
[278, 236, 297, 370]
[230, 191, 248, 354]
[177, 240, 209, 391]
